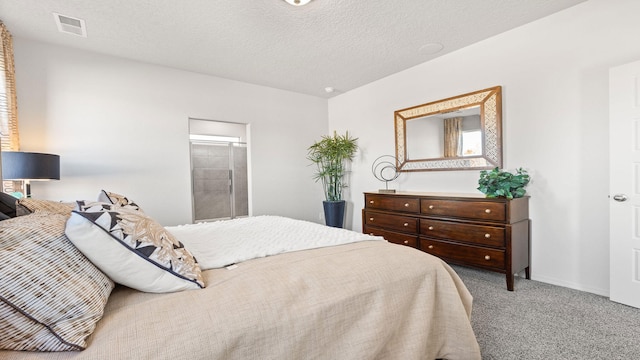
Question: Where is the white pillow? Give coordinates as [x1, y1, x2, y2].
[65, 204, 204, 293]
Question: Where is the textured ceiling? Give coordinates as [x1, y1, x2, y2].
[0, 0, 586, 98]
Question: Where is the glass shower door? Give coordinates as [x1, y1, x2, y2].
[190, 141, 248, 222]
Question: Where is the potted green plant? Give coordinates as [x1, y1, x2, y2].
[307, 131, 358, 227]
[477, 167, 530, 199]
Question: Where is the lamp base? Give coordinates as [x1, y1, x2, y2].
[24, 181, 31, 198]
[378, 189, 396, 194]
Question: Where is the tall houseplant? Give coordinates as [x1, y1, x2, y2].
[307, 131, 358, 227]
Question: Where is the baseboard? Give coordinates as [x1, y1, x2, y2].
[525, 273, 609, 297]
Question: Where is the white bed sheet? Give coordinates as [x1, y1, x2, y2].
[166, 215, 384, 270]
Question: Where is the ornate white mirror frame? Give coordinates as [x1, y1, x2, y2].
[395, 86, 503, 172]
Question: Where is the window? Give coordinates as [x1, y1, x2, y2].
[461, 130, 482, 156]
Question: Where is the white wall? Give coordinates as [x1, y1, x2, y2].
[14, 39, 328, 226]
[329, 0, 640, 295]
[12, 0, 638, 296]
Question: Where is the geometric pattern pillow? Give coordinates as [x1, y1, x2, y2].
[15, 198, 76, 217]
[97, 190, 142, 211]
[0, 213, 114, 351]
[74, 200, 118, 212]
[65, 206, 205, 293]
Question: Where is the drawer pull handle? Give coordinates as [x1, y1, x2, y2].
[404, 203, 409, 207]
[369, 233, 374, 235]
[428, 226, 434, 230]
[428, 245, 434, 249]
[403, 240, 409, 244]
[428, 205, 434, 209]
[403, 222, 409, 227]
[485, 233, 491, 238]
[485, 209, 491, 214]
[369, 217, 374, 221]
[369, 200, 374, 204]
[484, 255, 491, 260]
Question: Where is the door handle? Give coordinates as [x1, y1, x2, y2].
[613, 194, 628, 202]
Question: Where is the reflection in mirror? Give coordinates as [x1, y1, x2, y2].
[395, 86, 502, 171]
[405, 106, 481, 160]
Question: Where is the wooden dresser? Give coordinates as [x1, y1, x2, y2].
[362, 192, 530, 291]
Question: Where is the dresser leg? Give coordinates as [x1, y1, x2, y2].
[506, 274, 514, 291]
[525, 266, 531, 280]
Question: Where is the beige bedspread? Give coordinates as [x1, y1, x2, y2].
[1, 241, 480, 360]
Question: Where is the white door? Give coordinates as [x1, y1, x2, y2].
[610, 60, 640, 308]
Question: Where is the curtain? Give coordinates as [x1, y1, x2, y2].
[443, 117, 462, 158]
[1, 21, 20, 191]
[0, 21, 19, 150]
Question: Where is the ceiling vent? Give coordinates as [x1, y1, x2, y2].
[53, 13, 87, 37]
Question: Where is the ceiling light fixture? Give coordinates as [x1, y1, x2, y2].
[284, 0, 312, 6]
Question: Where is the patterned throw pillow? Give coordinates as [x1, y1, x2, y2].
[97, 190, 142, 211]
[65, 206, 205, 293]
[15, 198, 75, 216]
[74, 200, 116, 212]
[0, 213, 114, 351]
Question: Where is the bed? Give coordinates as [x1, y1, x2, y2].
[0, 194, 481, 360]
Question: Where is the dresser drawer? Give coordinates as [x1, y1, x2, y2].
[364, 225, 418, 248]
[420, 199, 506, 221]
[365, 194, 420, 213]
[364, 210, 418, 233]
[420, 238, 505, 269]
[420, 219, 505, 247]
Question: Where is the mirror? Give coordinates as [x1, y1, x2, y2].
[395, 86, 502, 171]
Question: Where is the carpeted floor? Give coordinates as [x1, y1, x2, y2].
[451, 265, 640, 360]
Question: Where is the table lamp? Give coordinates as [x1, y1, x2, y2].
[1, 151, 60, 198]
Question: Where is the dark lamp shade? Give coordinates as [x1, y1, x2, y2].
[1, 151, 60, 181]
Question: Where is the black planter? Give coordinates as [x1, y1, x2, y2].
[323, 200, 345, 228]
